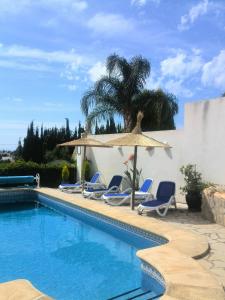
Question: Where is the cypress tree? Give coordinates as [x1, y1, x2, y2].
[65, 118, 70, 140]
[109, 117, 116, 133]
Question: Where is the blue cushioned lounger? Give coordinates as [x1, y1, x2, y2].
[83, 175, 123, 199]
[102, 178, 153, 206]
[137, 181, 176, 217]
[58, 172, 104, 192]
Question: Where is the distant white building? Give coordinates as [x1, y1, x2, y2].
[1, 156, 13, 162]
[0, 151, 14, 162]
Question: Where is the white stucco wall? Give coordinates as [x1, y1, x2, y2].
[183, 98, 225, 185]
[77, 97, 225, 202]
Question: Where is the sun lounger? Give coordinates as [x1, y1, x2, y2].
[58, 172, 104, 192]
[83, 175, 123, 199]
[102, 178, 153, 206]
[137, 181, 176, 217]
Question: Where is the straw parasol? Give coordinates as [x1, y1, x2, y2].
[58, 127, 110, 187]
[105, 111, 171, 210]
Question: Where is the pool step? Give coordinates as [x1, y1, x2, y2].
[107, 287, 163, 300]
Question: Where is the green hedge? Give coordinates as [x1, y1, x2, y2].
[0, 161, 76, 188]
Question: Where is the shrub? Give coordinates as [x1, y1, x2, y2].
[180, 164, 212, 194]
[0, 160, 76, 187]
[82, 160, 91, 181]
[62, 164, 70, 182]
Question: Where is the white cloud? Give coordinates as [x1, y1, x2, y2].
[60, 61, 87, 90]
[87, 13, 134, 36]
[146, 68, 193, 98]
[43, 101, 63, 108]
[160, 50, 203, 79]
[0, 59, 53, 72]
[131, 0, 160, 6]
[0, 43, 93, 91]
[0, 0, 30, 15]
[178, 0, 208, 31]
[146, 71, 162, 90]
[12, 97, 23, 102]
[0, 44, 83, 64]
[88, 61, 107, 82]
[146, 49, 205, 98]
[67, 84, 77, 91]
[131, 0, 147, 6]
[164, 79, 193, 98]
[41, 18, 59, 28]
[70, 0, 87, 11]
[0, 0, 88, 16]
[3, 96, 24, 103]
[0, 43, 87, 76]
[202, 49, 225, 89]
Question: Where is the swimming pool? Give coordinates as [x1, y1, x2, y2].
[0, 191, 166, 299]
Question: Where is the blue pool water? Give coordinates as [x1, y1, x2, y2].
[0, 195, 165, 299]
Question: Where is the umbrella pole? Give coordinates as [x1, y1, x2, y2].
[131, 146, 137, 210]
[82, 145, 86, 191]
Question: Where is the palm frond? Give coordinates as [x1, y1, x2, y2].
[81, 89, 97, 116]
[107, 54, 131, 81]
[130, 56, 151, 90]
[86, 104, 118, 129]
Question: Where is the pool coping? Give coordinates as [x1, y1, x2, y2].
[1, 187, 225, 300]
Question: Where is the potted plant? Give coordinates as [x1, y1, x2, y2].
[123, 154, 142, 190]
[180, 164, 208, 212]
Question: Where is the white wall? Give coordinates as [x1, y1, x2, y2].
[77, 97, 225, 202]
[183, 98, 225, 185]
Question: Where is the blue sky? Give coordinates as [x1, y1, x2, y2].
[0, 0, 224, 150]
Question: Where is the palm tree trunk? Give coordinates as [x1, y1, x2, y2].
[123, 111, 133, 132]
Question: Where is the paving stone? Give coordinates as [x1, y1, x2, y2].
[212, 261, 225, 269]
[199, 259, 214, 270]
[155, 204, 225, 289]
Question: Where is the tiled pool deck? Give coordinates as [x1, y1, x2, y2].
[0, 188, 225, 300]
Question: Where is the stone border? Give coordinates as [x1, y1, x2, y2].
[202, 187, 225, 226]
[0, 279, 51, 299]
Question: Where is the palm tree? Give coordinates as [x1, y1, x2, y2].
[81, 54, 150, 132]
[131, 89, 178, 131]
[81, 54, 178, 132]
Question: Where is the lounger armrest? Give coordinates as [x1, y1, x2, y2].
[86, 182, 106, 188]
[140, 193, 154, 202]
[170, 195, 176, 203]
[105, 186, 120, 194]
[122, 187, 132, 194]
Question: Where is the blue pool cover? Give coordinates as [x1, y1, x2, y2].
[0, 176, 35, 186]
